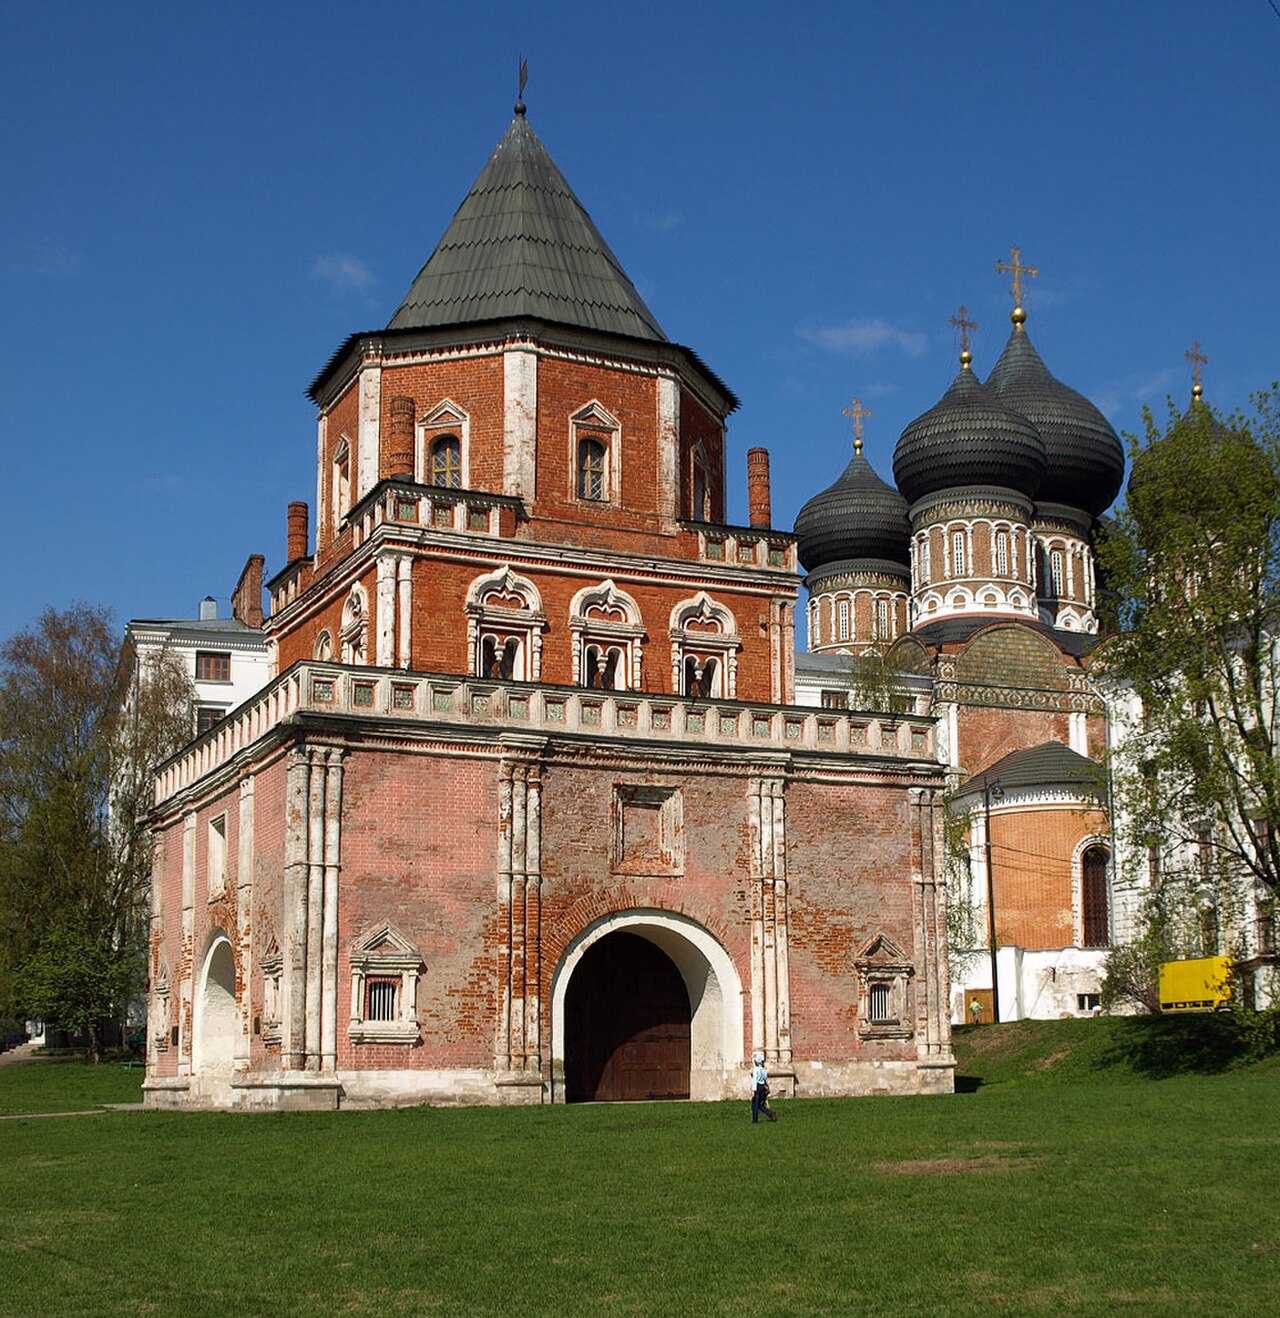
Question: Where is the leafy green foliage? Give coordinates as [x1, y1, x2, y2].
[13, 916, 136, 1060]
[0, 604, 193, 1046]
[1096, 386, 1280, 957]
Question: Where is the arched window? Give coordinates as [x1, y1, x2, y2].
[692, 455, 708, 521]
[683, 655, 719, 698]
[467, 566, 547, 682]
[875, 597, 890, 640]
[837, 598, 851, 641]
[920, 536, 931, 583]
[1050, 548, 1065, 598]
[332, 439, 351, 532]
[570, 580, 644, 690]
[952, 531, 967, 577]
[584, 644, 623, 690]
[314, 630, 333, 661]
[578, 437, 608, 501]
[429, 435, 461, 488]
[995, 531, 1009, 577]
[481, 636, 521, 681]
[1082, 846, 1110, 947]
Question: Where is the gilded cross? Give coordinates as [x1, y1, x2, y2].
[995, 246, 1038, 306]
[950, 305, 978, 355]
[842, 397, 872, 454]
[1185, 341, 1209, 398]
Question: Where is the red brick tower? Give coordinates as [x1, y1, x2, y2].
[144, 105, 952, 1111]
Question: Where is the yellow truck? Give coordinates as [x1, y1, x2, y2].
[1158, 956, 1233, 1012]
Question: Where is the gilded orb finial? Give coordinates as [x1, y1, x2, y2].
[1186, 340, 1209, 403]
[842, 397, 872, 453]
[996, 246, 1038, 326]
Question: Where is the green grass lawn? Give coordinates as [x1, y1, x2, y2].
[0, 1057, 143, 1116]
[1, 1034, 1277, 1315]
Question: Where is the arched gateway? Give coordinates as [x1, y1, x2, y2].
[193, 932, 236, 1094]
[552, 911, 743, 1103]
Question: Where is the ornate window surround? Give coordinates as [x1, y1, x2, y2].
[569, 580, 645, 689]
[340, 584, 369, 665]
[854, 933, 915, 1040]
[466, 565, 547, 682]
[568, 401, 621, 505]
[348, 922, 423, 1045]
[332, 436, 352, 533]
[669, 591, 740, 698]
[416, 399, 470, 489]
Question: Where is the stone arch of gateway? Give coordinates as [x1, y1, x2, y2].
[142, 102, 957, 1112]
[554, 911, 744, 1103]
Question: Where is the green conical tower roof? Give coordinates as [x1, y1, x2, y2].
[387, 108, 668, 343]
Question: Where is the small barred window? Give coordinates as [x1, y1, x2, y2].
[365, 978, 398, 1022]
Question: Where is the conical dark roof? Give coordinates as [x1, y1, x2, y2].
[987, 325, 1123, 516]
[794, 446, 911, 573]
[893, 366, 1046, 505]
[387, 110, 667, 343]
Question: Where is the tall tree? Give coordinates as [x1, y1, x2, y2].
[1097, 386, 1280, 957]
[0, 604, 193, 1046]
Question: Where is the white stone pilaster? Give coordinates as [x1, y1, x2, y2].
[357, 353, 382, 500]
[234, 777, 255, 1068]
[503, 349, 538, 499]
[321, 750, 344, 1072]
[656, 375, 679, 529]
[305, 750, 325, 1069]
[396, 556, 413, 668]
[375, 554, 396, 668]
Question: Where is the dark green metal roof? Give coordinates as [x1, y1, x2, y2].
[387, 110, 668, 343]
[957, 740, 1104, 801]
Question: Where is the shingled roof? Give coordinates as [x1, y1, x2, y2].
[955, 740, 1105, 802]
[387, 108, 668, 343]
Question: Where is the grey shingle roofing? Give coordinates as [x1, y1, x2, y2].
[387, 110, 668, 343]
[956, 740, 1105, 800]
[793, 447, 911, 573]
[986, 324, 1124, 517]
[892, 365, 1047, 505]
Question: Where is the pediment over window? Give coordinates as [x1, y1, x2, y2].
[351, 921, 423, 971]
[421, 399, 468, 429]
[854, 932, 914, 975]
[570, 400, 620, 430]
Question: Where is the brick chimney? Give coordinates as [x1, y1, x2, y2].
[231, 554, 266, 628]
[747, 448, 771, 528]
[287, 502, 309, 564]
[388, 396, 415, 478]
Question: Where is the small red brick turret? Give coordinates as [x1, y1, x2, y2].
[287, 502, 309, 564]
[388, 396, 416, 478]
[231, 554, 266, 628]
[747, 447, 771, 528]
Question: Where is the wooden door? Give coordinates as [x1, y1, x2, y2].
[565, 932, 691, 1102]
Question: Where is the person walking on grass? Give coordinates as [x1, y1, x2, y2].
[750, 1052, 777, 1123]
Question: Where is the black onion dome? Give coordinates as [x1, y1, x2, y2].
[794, 447, 911, 573]
[986, 327, 1124, 516]
[893, 366, 1046, 505]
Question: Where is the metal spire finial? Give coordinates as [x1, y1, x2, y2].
[515, 58, 528, 116]
[950, 305, 978, 368]
[1186, 340, 1209, 402]
[842, 397, 872, 454]
[995, 246, 1038, 326]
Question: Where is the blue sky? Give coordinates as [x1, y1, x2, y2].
[3, 1, 1278, 641]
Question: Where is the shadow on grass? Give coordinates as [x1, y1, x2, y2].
[1098, 1013, 1246, 1079]
[953, 1074, 983, 1093]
